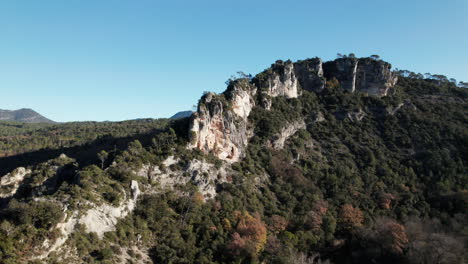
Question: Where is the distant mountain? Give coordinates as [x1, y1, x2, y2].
[170, 110, 193, 119]
[0, 108, 55, 123]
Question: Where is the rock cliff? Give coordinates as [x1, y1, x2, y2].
[189, 55, 398, 161]
[323, 57, 398, 96]
[188, 79, 256, 162]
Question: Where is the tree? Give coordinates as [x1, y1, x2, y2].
[458, 81, 468, 88]
[339, 204, 364, 229]
[97, 150, 108, 169]
[268, 215, 288, 233]
[370, 54, 380, 60]
[227, 211, 267, 258]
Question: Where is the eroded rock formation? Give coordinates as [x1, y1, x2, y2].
[188, 80, 256, 162]
[189, 56, 399, 161]
[0, 167, 31, 198]
[324, 57, 398, 96]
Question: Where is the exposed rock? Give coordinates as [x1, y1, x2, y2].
[37, 211, 78, 259]
[188, 80, 256, 162]
[271, 120, 306, 149]
[79, 180, 140, 238]
[227, 80, 257, 121]
[148, 159, 228, 198]
[188, 56, 399, 161]
[323, 58, 398, 96]
[135, 163, 162, 179]
[262, 61, 300, 98]
[260, 96, 272, 110]
[0, 167, 31, 198]
[324, 58, 359, 92]
[311, 111, 325, 123]
[355, 58, 398, 96]
[369, 99, 417, 117]
[163, 155, 179, 167]
[335, 108, 366, 122]
[36, 180, 141, 259]
[294, 58, 326, 92]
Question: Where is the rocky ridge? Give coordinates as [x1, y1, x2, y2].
[188, 56, 398, 162]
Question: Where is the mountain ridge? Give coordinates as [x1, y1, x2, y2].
[0, 108, 55, 123]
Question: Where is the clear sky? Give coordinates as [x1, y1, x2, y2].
[0, 0, 467, 122]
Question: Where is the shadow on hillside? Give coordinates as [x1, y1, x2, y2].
[0, 129, 163, 176]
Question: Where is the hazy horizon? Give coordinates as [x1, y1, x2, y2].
[1, 0, 467, 122]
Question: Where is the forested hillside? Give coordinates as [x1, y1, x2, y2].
[0, 119, 168, 157]
[0, 56, 466, 264]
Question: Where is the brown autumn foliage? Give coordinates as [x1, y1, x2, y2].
[306, 211, 323, 231]
[269, 152, 308, 187]
[378, 192, 395, 210]
[227, 211, 268, 257]
[312, 200, 329, 216]
[306, 200, 329, 231]
[268, 215, 288, 233]
[375, 218, 409, 255]
[192, 191, 205, 206]
[339, 204, 364, 229]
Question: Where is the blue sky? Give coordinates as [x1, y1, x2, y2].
[0, 0, 467, 122]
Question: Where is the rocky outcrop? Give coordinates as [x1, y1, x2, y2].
[323, 58, 359, 92]
[37, 180, 141, 259]
[188, 80, 256, 162]
[79, 181, 140, 238]
[294, 58, 326, 92]
[334, 108, 366, 122]
[140, 156, 228, 198]
[261, 61, 300, 98]
[0, 167, 31, 198]
[189, 55, 399, 161]
[271, 120, 306, 149]
[311, 111, 325, 123]
[324, 57, 398, 96]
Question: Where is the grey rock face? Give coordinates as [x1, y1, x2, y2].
[323, 58, 359, 92]
[294, 58, 326, 92]
[323, 58, 398, 96]
[256, 60, 300, 98]
[355, 59, 398, 96]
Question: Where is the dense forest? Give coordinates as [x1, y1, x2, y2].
[0, 63, 466, 264]
[0, 119, 169, 157]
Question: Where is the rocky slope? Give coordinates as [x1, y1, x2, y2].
[188, 56, 398, 162]
[0, 108, 55, 123]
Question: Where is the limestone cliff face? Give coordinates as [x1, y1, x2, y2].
[188, 80, 256, 162]
[324, 58, 359, 92]
[323, 57, 398, 96]
[355, 59, 398, 96]
[261, 61, 300, 98]
[189, 56, 399, 161]
[294, 58, 326, 92]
